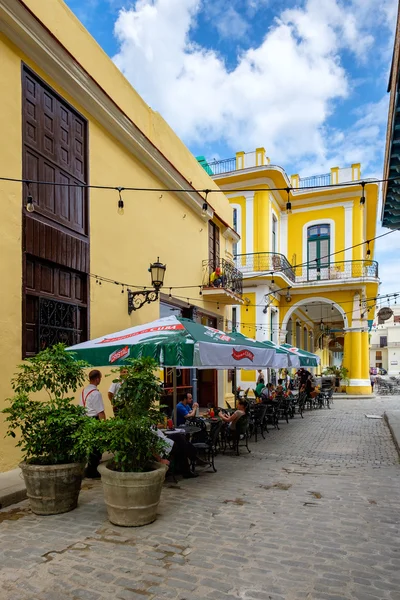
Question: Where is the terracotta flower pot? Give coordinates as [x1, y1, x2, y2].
[98, 461, 167, 527]
[20, 462, 85, 515]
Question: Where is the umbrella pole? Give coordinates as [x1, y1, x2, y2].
[173, 367, 177, 426]
[191, 368, 198, 415]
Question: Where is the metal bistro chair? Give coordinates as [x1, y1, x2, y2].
[191, 420, 223, 473]
[250, 403, 268, 442]
[224, 415, 251, 456]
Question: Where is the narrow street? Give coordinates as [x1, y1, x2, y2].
[1, 398, 399, 600]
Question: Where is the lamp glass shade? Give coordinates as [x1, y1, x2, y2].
[150, 258, 166, 290]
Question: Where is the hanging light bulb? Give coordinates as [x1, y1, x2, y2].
[286, 290, 292, 303]
[286, 187, 292, 214]
[320, 319, 324, 332]
[366, 241, 371, 259]
[117, 187, 124, 215]
[305, 306, 308, 313]
[26, 182, 34, 213]
[360, 181, 366, 207]
[331, 303, 334, 311]
[201, 190, 210, 221]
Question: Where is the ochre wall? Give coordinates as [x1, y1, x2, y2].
[0, 30, 233, 471]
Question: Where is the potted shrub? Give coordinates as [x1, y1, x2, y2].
[91, 357, 168, 527]
[323, 366, 349, 392]
[2, 344, 89, 515]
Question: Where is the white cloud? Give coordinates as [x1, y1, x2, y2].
[112, 0, 397, 170]
[113, 0, 363, 164]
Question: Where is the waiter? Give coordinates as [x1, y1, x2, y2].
[80, 369, 106, 478]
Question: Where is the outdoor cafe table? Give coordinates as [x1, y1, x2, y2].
[163, 425, 201, 439]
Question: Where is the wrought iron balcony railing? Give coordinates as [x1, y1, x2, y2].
[234, 252, 296, 282]
[206, 157, 236, 175]
[298, 173, 331, 188]
[234, 253, 379, 284]
[202, 258, 243, 296]
[295, 260, 379, 282]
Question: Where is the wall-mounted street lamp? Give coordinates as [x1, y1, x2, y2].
[127, 257, 166, 313]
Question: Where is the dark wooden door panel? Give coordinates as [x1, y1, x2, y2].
[22, 66, 89, 357]
[22, 67, 88, 235]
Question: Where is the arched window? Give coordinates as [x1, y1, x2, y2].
[307, 224, 330, 280]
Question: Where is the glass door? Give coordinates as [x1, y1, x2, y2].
[307, 224, 330, 281]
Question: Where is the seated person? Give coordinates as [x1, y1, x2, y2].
[210, 266, 225, 287]
[255, 371, 266, 397]
[275, 379, 285, 395]
[219, 399, 248, 431]
[176, 392, 199, 426]
[154, 429, 198, 479]
[261, 383, 275, 403]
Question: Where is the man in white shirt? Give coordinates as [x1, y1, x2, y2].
[80, 370, 106, 478]
[108, 368, 128, 415]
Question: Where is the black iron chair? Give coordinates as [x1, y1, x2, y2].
[191, 420, 223, 472]
[250, 404, 268, 442]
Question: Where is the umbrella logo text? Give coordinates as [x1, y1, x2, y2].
[232, 348, 254, 362]
[109, 346, 130, 363]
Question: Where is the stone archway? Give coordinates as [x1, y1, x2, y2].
[281, 296, 349, 343]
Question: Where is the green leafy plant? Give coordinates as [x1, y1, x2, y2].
[2, 344, 90, 465]
[323, 365, 349, 384]
[85, 357, 167, 473]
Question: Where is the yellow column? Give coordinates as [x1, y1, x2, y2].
[254, 191, 270, 254]
[241, 293, 256, 383]
[352, 200, 363, 263]
[342, 331, 351, 374]
[236, 151, 245, 170]
[361, 331, 371, 392]
[290, 174, 300, 188]
[350, 331, 362, 380]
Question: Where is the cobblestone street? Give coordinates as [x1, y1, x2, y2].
[1, 397, 399, 600]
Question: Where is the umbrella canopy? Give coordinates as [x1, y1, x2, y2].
[228, 332, 294, 368]
[66, 315, 276, 369]
[261, 340, 301, 368]
[281, 344, 320, 367]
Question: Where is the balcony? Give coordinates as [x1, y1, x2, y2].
[202, 258, 244, 304]
[234, 253, 379, 285]
[234, 252, 295, 282]
[198, 149, 270, 176]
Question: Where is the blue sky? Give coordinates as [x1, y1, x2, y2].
[65, 0, 399, 295]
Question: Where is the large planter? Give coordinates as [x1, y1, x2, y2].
[20, 462, 85, 515]
[98, 461, 167, 527]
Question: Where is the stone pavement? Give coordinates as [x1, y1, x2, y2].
[0, 397, 399, 600]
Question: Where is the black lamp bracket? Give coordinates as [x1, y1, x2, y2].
[128, 289, 159, 314]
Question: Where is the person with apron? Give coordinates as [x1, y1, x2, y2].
[80, 369, 106, 478]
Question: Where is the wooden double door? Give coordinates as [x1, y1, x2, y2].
[22, 66, 89, 356]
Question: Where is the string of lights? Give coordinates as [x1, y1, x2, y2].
[0, 173, 393, 195]
[90, 270, 400, 311]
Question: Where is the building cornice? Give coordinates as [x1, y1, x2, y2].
[0, 0, 216, 221]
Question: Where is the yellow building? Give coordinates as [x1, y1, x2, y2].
[0, 0, 241, 472]
[200, 149, 379, 394]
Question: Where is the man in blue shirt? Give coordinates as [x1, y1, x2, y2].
[176, 393, 198, 426]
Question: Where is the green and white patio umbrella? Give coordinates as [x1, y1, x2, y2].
[228, 332, 296, 368]
[281, 344, 320, 368]
[66, 315, 277, 369]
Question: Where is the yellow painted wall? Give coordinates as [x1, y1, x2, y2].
[240, 292, 256, 382]
[0, 26, 234, 470]
[254, 190, 270, 253]
[287, 205, 346, 271]
[21, 0, 232, 225]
